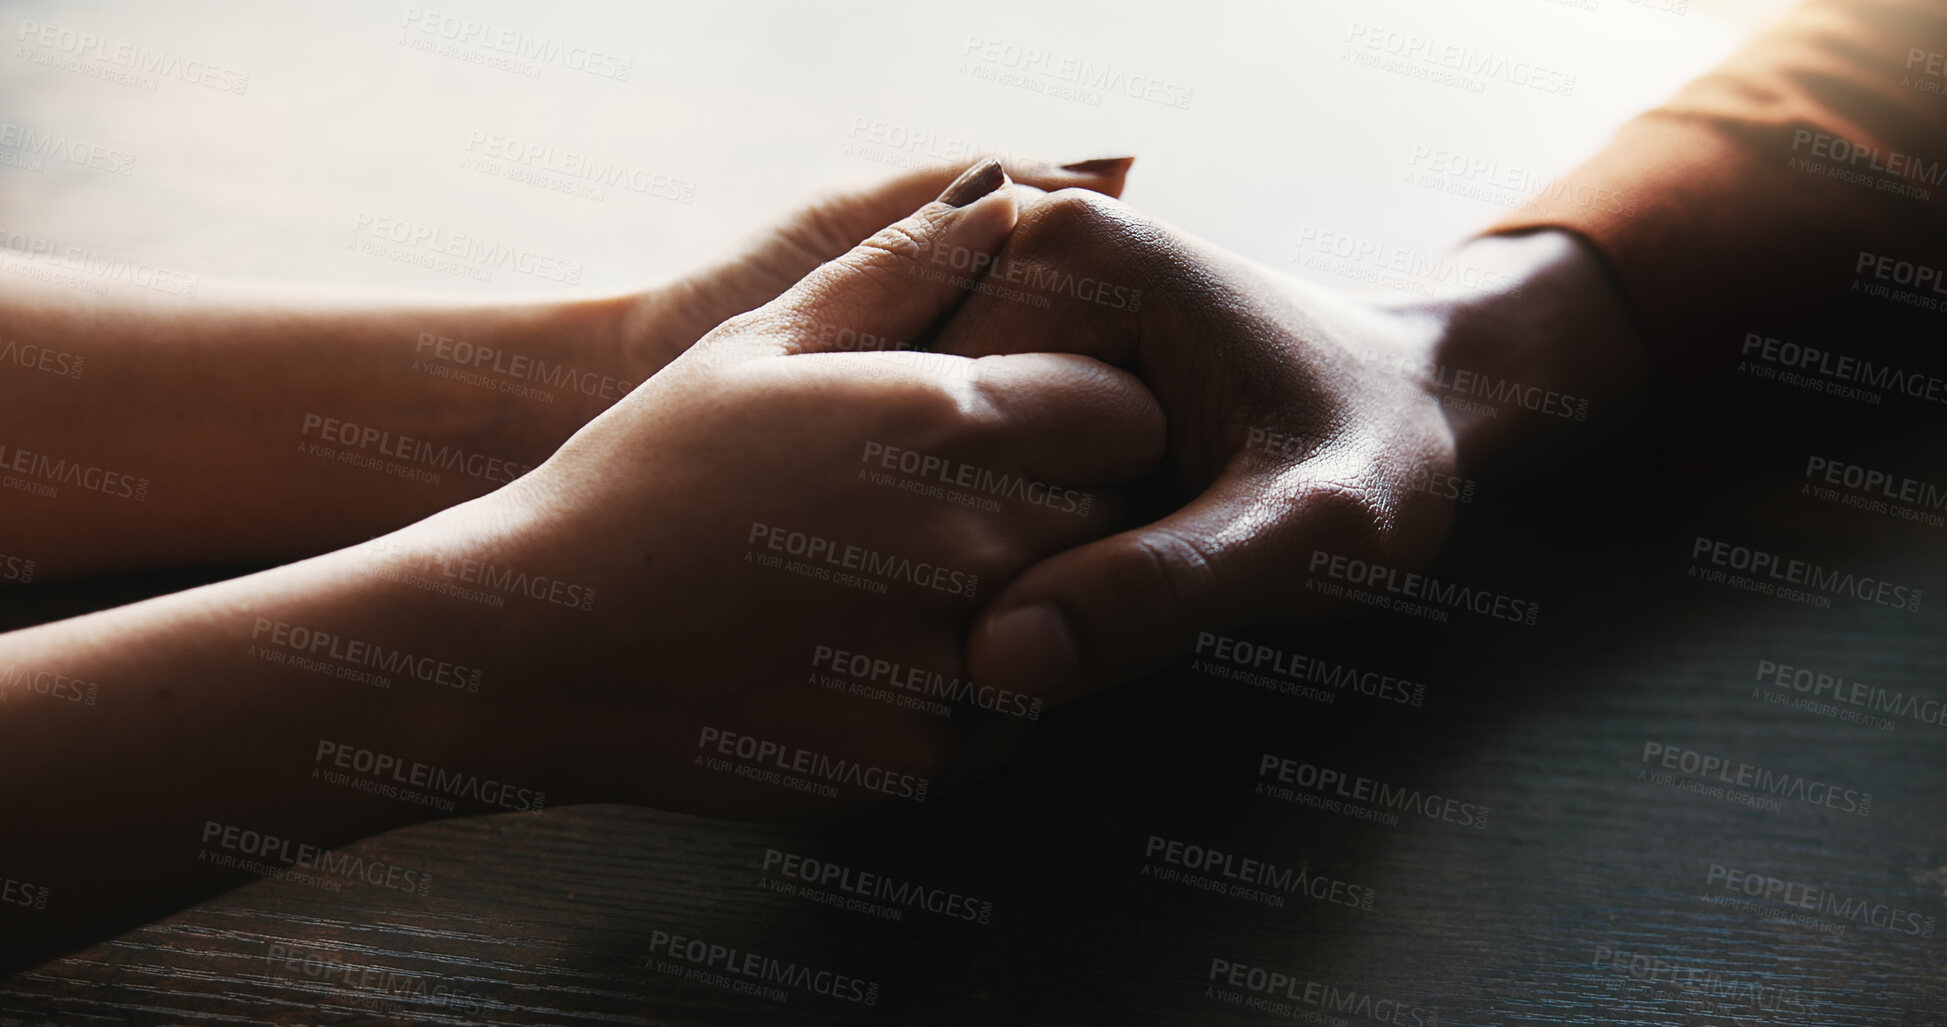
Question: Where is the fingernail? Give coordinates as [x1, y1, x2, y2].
[981, 602, 1082, 697]
[938, 158, 1007, 207]
[1059, 156, 1135, 174]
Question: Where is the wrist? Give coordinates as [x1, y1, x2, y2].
[1388, 229, 1648, 475]
[448, 292, 660, 474]
[344, 497, 579, 809]
[609, 281, 697, 384]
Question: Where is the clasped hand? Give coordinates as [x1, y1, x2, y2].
[442, 157, 1475, 817]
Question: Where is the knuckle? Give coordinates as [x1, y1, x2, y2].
[959, 368, 1014, 433]
[1013, 188, 1137, 255]
[1112, 529, 1217, 626]
[1031, 187, 1123, 235]
[883, 375, 982, 443]
[701, 306, 787, 347]
[714, 307, 776, 336]
[1301, 478, 1393, 553]
[860, 218, 929, 264]
[1009, 189, 1165, 303]
[822, 218, 935, 303]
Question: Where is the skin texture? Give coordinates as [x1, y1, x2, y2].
[0, 158, 1648, 975]
[0, 164, 1161, 974]
[0, 158, 1132, 579]
[481, 170, 1164, 817]
[926, 188, 1646, 702]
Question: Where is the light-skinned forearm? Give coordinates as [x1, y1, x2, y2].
[0, 493, 567, 974]
[0, 277, 657, 580]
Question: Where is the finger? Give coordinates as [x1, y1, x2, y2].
[706, 164, 1117, 305]
[952, 351, 1164, 486]
[658, 164, 1125, 354]
[1018, 156, 1136, 197]
[964, 472, 1382, 704]
[728, 158, 1021, 355]
[781, 348, 1163, 487]
[817, 155, 1132, 222]
[926, 188, 1169, 367]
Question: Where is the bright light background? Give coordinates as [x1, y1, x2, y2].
[0, 0, 1795, 297]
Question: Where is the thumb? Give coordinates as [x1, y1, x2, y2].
[735, 158, 1018, 355]
[966, 476, 1368, 703]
